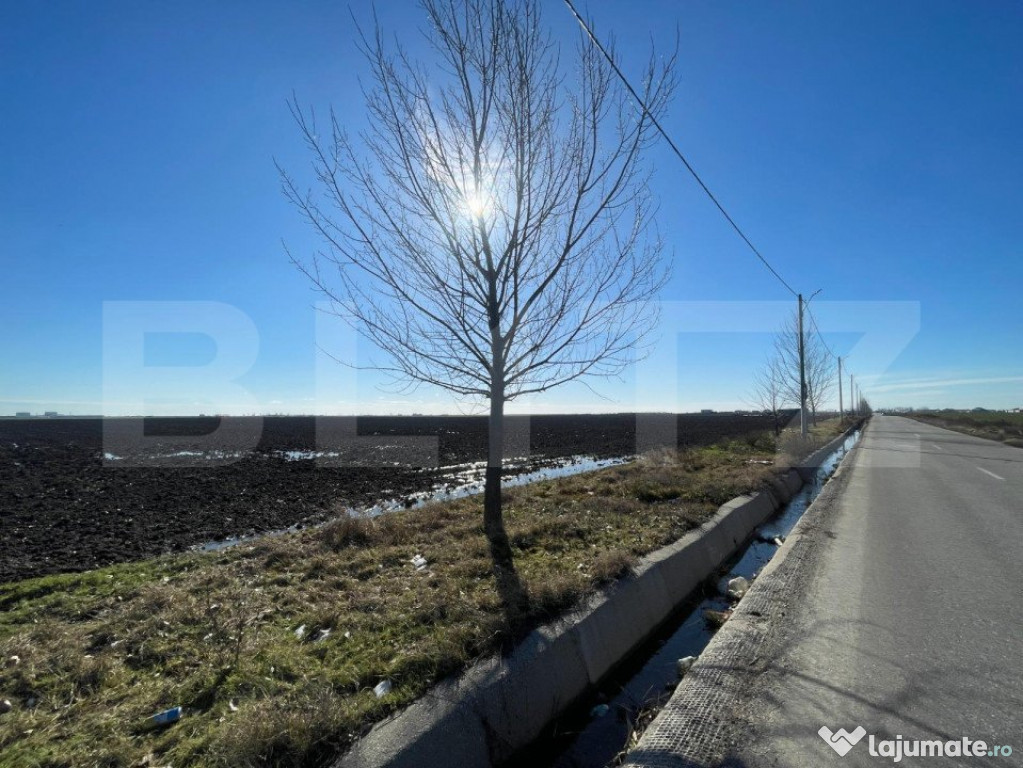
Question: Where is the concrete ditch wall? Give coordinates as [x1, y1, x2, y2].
[337, 426, 860, 768]
[793, 423, 860, 483]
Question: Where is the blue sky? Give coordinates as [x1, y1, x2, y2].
[1, 0, 1021, 416]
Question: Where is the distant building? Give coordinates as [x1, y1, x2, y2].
[701, 409, 715, 414]
[15, 411, 30, 418]
[43, 411, 59, 417]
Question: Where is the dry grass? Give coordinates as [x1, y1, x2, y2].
[0, 431, 803, 767]
[773, 417, 852, 468]
[905, 410, 1023, 447]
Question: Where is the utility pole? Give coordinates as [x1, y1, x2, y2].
[850, 373, 855, 416]
[838, 356, 844, 421]
[798, 293, 808, 437]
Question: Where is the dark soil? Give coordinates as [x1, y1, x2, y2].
[0, 412, 784, 582]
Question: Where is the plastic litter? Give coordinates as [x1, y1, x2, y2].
[704, 609, 732, 628]
[677, 655, 697, 676]
[589, 703, 610, 718]
[410, 554, 428, 571]
[0, 699, 11, 714]
[726, 576, 750, 599]
[294, 624, 307, 640]
[373, 680, 393, 698]
[148, 706, 182, 727]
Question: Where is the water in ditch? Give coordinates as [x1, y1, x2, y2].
[522, 429, 862, 768]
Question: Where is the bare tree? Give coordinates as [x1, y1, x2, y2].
[279, 0, 674, 612]
[772, 311, 835, 426]
[749, 355, 790, 435]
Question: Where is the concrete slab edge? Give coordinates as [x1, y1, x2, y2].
[338, 427, 861, 768]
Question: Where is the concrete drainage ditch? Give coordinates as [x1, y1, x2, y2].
[336, 425, 863, 768]
[523, 428, 862, 767]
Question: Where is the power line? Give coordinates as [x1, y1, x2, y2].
[806, 306, 868, 409]
[805, 305, 838, 361]
[563, 0, 799, 299]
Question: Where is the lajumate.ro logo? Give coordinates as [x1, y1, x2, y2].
[819, 726, 1013, 762]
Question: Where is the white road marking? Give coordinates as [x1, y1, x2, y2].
[977, 467, 1005, 481]
[931, 443, 944, 451]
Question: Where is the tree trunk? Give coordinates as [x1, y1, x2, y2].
[484, 384, 512, 569]
[484, 370, 528, 618]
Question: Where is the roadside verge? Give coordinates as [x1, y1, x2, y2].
[338, 424, 863, 768]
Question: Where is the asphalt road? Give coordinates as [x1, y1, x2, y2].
[728, 415, 1023, 766]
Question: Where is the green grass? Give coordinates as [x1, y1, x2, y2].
[905, 410, 1023, 447]
[0, 421, 849, 767]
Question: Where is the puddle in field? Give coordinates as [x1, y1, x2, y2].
[357, 455, 630, 516]
[195, 453, 630, 552]
[521, 429, 861, 768]
[103, 450, 247, 462]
